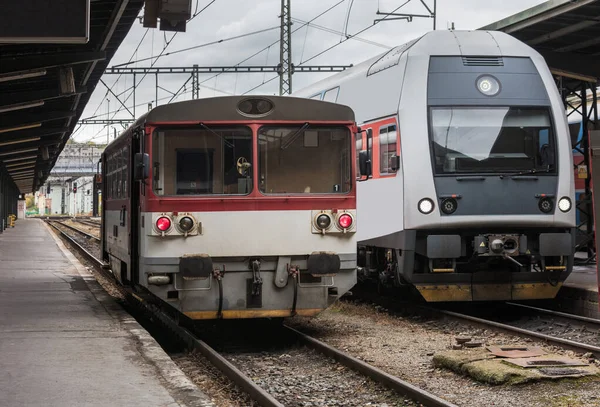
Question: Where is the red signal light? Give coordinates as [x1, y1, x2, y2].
[156, 216, 171, 231]
[338, 213, 353, 229]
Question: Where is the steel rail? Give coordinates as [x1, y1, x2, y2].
[55, 220, 101, 242]
[46, 221, 104, 268]
[285, 326, 459, 407]
[505, 302, 600, 325]
[432, 307, 600, 355]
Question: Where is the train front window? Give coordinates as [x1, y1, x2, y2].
[430, 107, 556, 175]
[152, 126, 252, 196]
[258, 125, 352, 194]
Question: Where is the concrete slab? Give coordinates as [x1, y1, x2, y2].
[0, 219, 215, 407]
[565, 265, 598, 293]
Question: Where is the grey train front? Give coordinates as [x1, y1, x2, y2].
[101, 96, 359, 318]
[294, 30, 576, 301]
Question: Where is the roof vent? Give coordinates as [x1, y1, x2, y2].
[462, 56, 504, 67]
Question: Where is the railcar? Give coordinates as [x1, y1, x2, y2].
[100, 95, 358, 319]
[294, 30, 576, 302]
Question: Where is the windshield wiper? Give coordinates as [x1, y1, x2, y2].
[500, 167, 552, 178]
[199, 122, 234, 148]
[280, 122, 309, 150]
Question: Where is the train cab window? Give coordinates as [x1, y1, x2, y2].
[379, 124, 398, 174]
[430, 107, 556, 175]
[309, 93, 322, 100]
[322, 87, 340, 103]
[258, 125, 352, 194]
[152, 126, 252, 196]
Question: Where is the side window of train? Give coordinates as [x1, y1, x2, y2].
[379, 124, 398, 174]
[355, 132, 364, 178]
[322, 87, 340, 103]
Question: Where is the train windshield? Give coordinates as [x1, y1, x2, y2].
[258, 125, 352, 194]
[430, 107, 556, 175]
[152, 126, 253, 195]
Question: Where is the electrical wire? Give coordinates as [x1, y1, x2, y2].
[114, 26, 280, 67]
[242, 0, 411, 95]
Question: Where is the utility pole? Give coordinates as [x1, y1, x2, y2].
[279, 0, 292, 95]
[192, 64, 200, 99]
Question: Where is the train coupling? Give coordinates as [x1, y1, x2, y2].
[474, 234, 527, 257]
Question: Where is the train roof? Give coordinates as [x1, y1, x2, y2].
[129, 95, 355, 128]
[294, 30, 543, 98]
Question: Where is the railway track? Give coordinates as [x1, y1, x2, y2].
[53, 220, 100, 242]
[419, 301, 600, 356]
[45, 219, 458, 407]
[74, 218, 102, 228]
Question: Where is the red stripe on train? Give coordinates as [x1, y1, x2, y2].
[104, 196, 357, 212]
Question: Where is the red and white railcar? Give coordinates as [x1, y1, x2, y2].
[101, 96, 358, 319]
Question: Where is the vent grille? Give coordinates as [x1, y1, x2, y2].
[462, 56, 504, 66]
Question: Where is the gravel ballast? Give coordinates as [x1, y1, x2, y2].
[286, 301, 600, 407]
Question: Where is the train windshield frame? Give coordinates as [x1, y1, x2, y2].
[151, 125, 253, 196]
[257, 125, 353, 195]
[429, 106, 557, 175]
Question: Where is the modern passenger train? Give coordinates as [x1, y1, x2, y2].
[294, 30, 576, 302]
[100, 95, 359, 319]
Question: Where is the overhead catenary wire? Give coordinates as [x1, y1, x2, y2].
[242, 0, 410, 95]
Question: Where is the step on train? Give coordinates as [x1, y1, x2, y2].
[100, 95, 359, 319]
[294, 29, 576, 302]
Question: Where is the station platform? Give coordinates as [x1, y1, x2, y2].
[555, 262, 599, 319]
[0, 219, 214, 407]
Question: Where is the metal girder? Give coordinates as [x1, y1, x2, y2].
[0, 87, 87, 106]
[0, 111, 76, 129]
[1, 126, 70, 139]
[527, 18, 600, 46]
[540, 49, 600, 83]
[78, 119, 134, 125]
[0, 51, 106, 75]
[480, 0, 598, 34]
[0, 138, 62, 155]
[104, 65, 352, 74]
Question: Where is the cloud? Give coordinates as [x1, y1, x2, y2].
[75, 0, 546, 142]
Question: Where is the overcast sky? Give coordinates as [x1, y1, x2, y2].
[73, 0, 547, 143]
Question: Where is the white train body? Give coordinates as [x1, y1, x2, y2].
[294, 30, 576, 302]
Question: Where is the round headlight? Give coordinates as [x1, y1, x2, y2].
[476, 75, 501, 96]
[156, 216, 172, 232]
[316, 214, 331, 229]
[338, 213, 353, 229]
[441, 198, 458, 215]
[418, 198, 435, 214]
[538, 197, 554, 213]
[256, 99, 273, 114]
[179, 216, 194, 231]
[237, 100, 253, 114]
[558, 197, 572, 212]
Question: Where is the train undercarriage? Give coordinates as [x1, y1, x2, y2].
[357, 228, 575, 302]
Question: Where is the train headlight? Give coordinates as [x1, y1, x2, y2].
[538, 197, 554, 213]
[156, 216, 172, 232]
[440, 198, 458, 214]
[179, 216, 194, 231]
[476, 75, 501, 96]
[338, 213, 353, 229]
[418, 198, 435, 214]
[316, 214, 332, 229]
[558, 197, 572, 212]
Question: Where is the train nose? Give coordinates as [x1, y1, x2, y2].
[489, 239, 505, 254]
